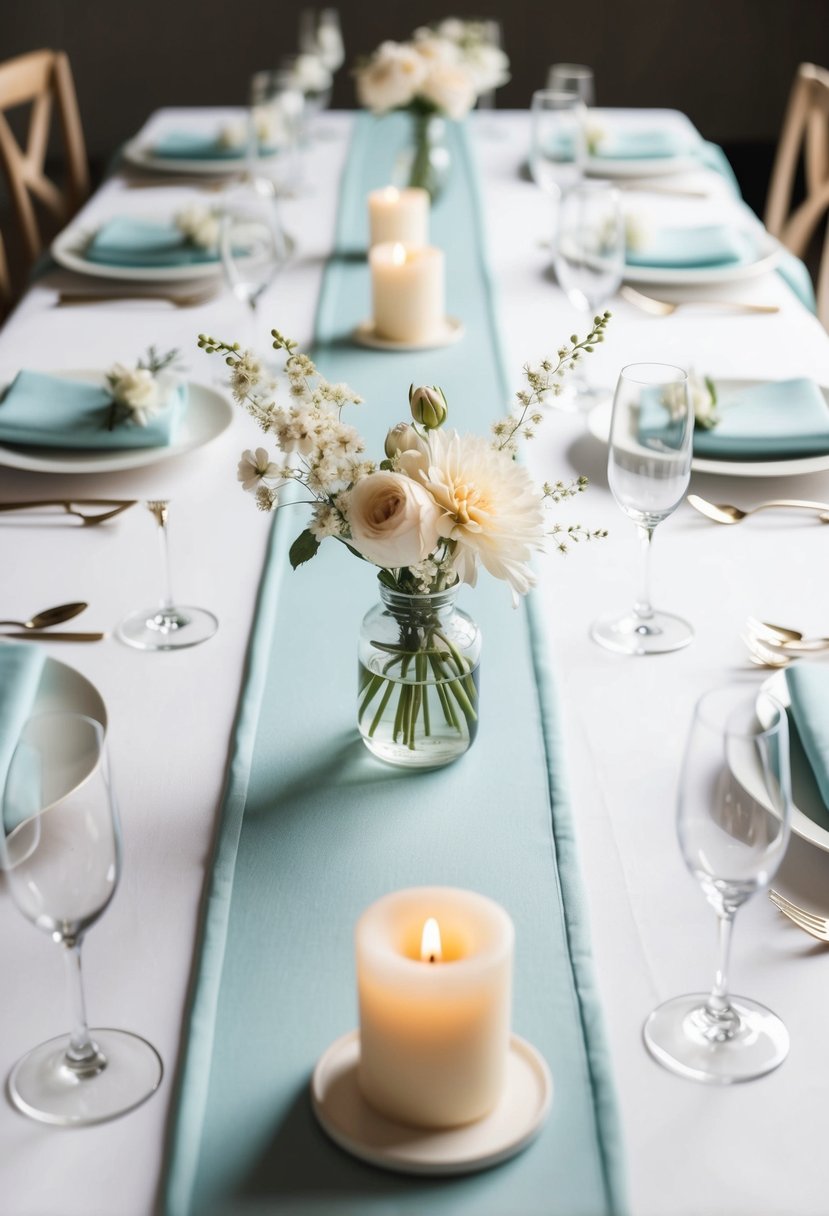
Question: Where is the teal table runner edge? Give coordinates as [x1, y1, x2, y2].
[163, 112, 630, 1216]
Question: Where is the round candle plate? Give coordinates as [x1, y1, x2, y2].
[310, 1030, 552, 1176]
[352, 318, 464, 352]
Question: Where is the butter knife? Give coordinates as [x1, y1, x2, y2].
[0, 631, 106, 642]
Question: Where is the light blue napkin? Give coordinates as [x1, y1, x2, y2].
[786, 666, 829, 807]
[693, 379, 829, 459]
[591, 128, 695, 160]
[85, 217, 220, 268]
[0, 369, 187, 449]
[152, 131, 277, 160]
[0, 643, 45, 834]
[627, 224, 757, 269]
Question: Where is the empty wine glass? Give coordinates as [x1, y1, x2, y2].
[118, 500, 218, 651]
[220, 185, 291, 348]
[529, 90, 586, 202]
[591, 363, 694, 655]
[316, 9, 345, 74]
[248, 69, 305, 198]
[546, 63, 595, 106]
[554, 182, 624, 406]
[474, 19, 505, 137]
[1, 713, 163, 1125]
[644, 685, 792, 1082]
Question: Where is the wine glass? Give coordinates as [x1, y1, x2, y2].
[554, 182, 624, 406]
[118, 500, 218, 651]
[644, 685, 792, 1082]
[315, 9, 345, 74]
[220, 185, 291, 348]
[248, 69, 305, 198]
[1, 713, 163, 1125]
[529, 89, 586, 202]
[546, 63, 595, 106]
[474, 19, 505, 137]
[590, 363, 694, 655]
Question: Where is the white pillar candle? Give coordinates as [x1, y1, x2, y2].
[369, 242, 444, 343]
[368, 186, 429, 248]
[356, 887, 514, 1129]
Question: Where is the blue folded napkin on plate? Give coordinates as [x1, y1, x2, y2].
[627, 224, 757, 269]
[85, 217, 220, 268]
[786, 666, 829, 808]
[693, 379, 829, 459]
[591, 128, 695, 160]
[0, 643, 44, 830]
[0, 369, 187, 449]
[152, 131, 277, 161]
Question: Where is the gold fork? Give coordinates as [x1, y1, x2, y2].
[622, 285, 779, 317]
[0, 500, 137, 526]
[769, 890, 829, 942]
[56, 286, 221, 309]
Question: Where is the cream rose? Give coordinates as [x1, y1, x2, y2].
[345, 471, 440, 568]
[419, 62, 477, 121]
[355, 41, 427, 114]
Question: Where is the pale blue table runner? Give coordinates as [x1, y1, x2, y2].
[163, 114, 627, 1216]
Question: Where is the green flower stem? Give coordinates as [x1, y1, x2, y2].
[368, 678, 395, 736]
[434, 630, 477, 700]
[359, 673, 385, 719]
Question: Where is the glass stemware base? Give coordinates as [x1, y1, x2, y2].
[643, 993, 789, 1083]
[591, 608, 694, 655]
[118, 605, 218, 651]
[9, 1029, 163, 1126]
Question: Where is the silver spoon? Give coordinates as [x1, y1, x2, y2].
[0, 602, 88, 630]
[687, 494, 829, 524]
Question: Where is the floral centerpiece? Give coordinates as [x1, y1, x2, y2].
[198, 313, 608, 766]
[354, 20, 510, 197]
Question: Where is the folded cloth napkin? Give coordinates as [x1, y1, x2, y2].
[152, 131, 277, 160]
[693, 379, 829, 459]
[590, 127, 696, 160]
[85, 217, 220, 268]
[786, 666, 829, 808]
[0, 369, 187, 449]
[626, 224, 757, 269]
[0, 643, 45, 836]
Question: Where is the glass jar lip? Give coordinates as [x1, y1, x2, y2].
[378, 581, 460, 607]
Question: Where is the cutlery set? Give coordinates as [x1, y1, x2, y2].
[687, 493, 829, 524]
[741, 618, 829, 669]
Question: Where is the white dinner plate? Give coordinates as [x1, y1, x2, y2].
[51, 222, 224, 283]
[623, 230, 782, 287]
[584, 107, 703, 179]
[122, 137, 281, 177]
[29, 654, 108, 733]
[587, 153, 700, 179]
[586, 380, 829, 479]
[759, 671, 829, 854]
[0, 371, 233, 474]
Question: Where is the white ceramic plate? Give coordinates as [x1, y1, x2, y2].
[760, 671, 829, 854]
[311, 1030, 552, 1176]
[121, 137, 279, 177]
[583, 107, 703, 179]
[623, 230, 782, 286]
[51, 222, 224, 283]
[30, 654, 108, 733]
[587, 153, 700, 179]
[586, 380, 829, 479]
[0, 371, 233, 474]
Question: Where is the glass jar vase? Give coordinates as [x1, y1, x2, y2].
[358, 584, 481, 768]
[393, 112, 452, 201]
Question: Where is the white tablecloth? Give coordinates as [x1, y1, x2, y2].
[2, 110, 829, 1216]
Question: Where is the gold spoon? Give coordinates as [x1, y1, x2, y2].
[0, 602, 88, 630]
[621, 285, 779, 316]
[687, 494, 829, 524]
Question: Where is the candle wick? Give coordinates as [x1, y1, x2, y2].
[428, 953, 437, 964]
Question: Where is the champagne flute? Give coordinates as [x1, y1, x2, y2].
[591, 363, 694, 654]
[118, 500, 218, 651]
[220, 185, 291, 349]
[554, 182, 624, 407]
[644, 685, 792, 1082]
[2, 713, 163, 1125]
[546, 63, 595, 106]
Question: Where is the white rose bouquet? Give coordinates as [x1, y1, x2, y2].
[198, 317, 608, 755]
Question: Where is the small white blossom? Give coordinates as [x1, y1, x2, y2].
[230, 351, 265, 403]
[109, 365, 161, 426]
[175, 204, 220, 251]
[237, 447, 280, 492]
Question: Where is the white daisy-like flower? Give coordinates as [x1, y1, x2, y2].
[417, 428, 546, 601]
[309, 502, 345, 541]
[237, 447, 280, 492]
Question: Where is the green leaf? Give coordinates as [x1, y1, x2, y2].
[289, 529, 320, 570]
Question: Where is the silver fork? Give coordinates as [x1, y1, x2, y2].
[769, 890, 829, 942]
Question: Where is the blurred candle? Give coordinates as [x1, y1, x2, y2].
[356, 887, 514, 1128]
[368, 186, 429, 247]
[369, 242, 444, 343]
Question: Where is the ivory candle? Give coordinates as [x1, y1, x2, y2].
[369, 242, 444, 343]
[368, 186, 429, 248]
[356, 887, 514, 1129]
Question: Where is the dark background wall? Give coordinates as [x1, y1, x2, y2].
[2, 0, 828, 222]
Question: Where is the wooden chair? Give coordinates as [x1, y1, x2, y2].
[0, 49, 89, 280]
[765, 63, 829, 328]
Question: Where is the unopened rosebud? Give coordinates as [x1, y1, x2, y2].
[384, 422, 419, 459]
[408, 384, 447, 429]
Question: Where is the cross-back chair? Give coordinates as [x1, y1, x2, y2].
[0, 49, 89, 283]
[765, 62, 829, 329]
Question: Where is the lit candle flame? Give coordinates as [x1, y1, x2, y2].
[391, 242, 407, 266]
[420, 917, 442, 964]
